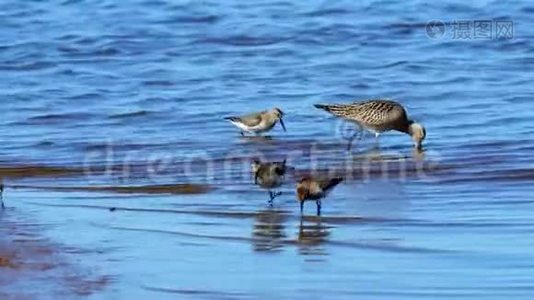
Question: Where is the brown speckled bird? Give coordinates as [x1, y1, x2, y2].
[251, 159, 287, 205]
[314, 99, 426, 151]
[296, 177, 343, 216]
[225, 108, 286, 136]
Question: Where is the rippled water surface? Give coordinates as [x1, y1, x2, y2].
[1, 0, 534, 298]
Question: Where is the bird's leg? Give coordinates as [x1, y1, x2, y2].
[357, 126, 364, 140]
[347, 126, 363, 152]
[240, 132, 245, 136]
[299, 219, 304, 237]
[374, 132, 381, 147]
[0, 184, 4, 210]
[300, 201, 304, 215]
[316, 200, 322, 216]
[347, 133, 357, 151]
[346, 137, 353, 152]
[268, 190, 282, 206]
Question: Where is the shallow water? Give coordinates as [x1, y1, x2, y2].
[1, 0, 534, 298]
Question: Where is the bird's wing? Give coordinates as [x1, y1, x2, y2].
[315, 103, 356, 120]
[273, 161, 287, 176]
[235, 112, 263, 127]
[255, 167, 282, 188]
[254, 165, 270, 185]
[315, 102, 373, 124]
[318, 177, 343, 193]
[352, 100, 407, 128]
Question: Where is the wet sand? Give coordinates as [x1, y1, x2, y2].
[1, 144, 534, 299]
[2, 140, 534, 298]
[0, 210, 111, 298]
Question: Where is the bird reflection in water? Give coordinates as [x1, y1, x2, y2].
[252, 209, 287, 253]
[239, 135, 274, 143]
[296, 218, 331, 256]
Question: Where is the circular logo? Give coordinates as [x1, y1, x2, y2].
[335, 120, 363, 147]
[425, 20, 446, 39]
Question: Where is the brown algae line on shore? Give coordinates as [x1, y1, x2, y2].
[10, 183, 214, 195]
[0, 165, 84, 178]
[0, 211, 112, 297]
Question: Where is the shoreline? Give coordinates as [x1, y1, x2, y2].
[0, 208, 111, 298]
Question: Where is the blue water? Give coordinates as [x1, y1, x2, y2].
[1, 0, 534, 298]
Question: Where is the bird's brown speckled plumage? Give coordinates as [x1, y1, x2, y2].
[315, 99, 410, 133]
[314, 99, 426, 150]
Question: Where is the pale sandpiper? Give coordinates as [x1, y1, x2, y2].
[314, 99, 426, 151]
[225, 108, 286, 136]
[296, 176, 343, 216]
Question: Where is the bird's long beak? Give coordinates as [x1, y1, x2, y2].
[415, 142, 423, 152]
[279, 118, 287, 132]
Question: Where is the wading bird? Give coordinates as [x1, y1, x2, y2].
[225, 108, 286, 136]
[296, 176, 343, 216]
[251, 159, 287, 205]
[314, 99, 426, 151]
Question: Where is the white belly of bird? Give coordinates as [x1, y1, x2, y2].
[359, 122, 386, 134]
[230, 121, 254, 132]
[231, 120, 275, 133]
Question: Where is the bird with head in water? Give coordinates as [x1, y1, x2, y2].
[296, 176, 343, 216]
[225, 108, 286, 136]
[251, 159, 287, 205]
[314, 99, 426, 151]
